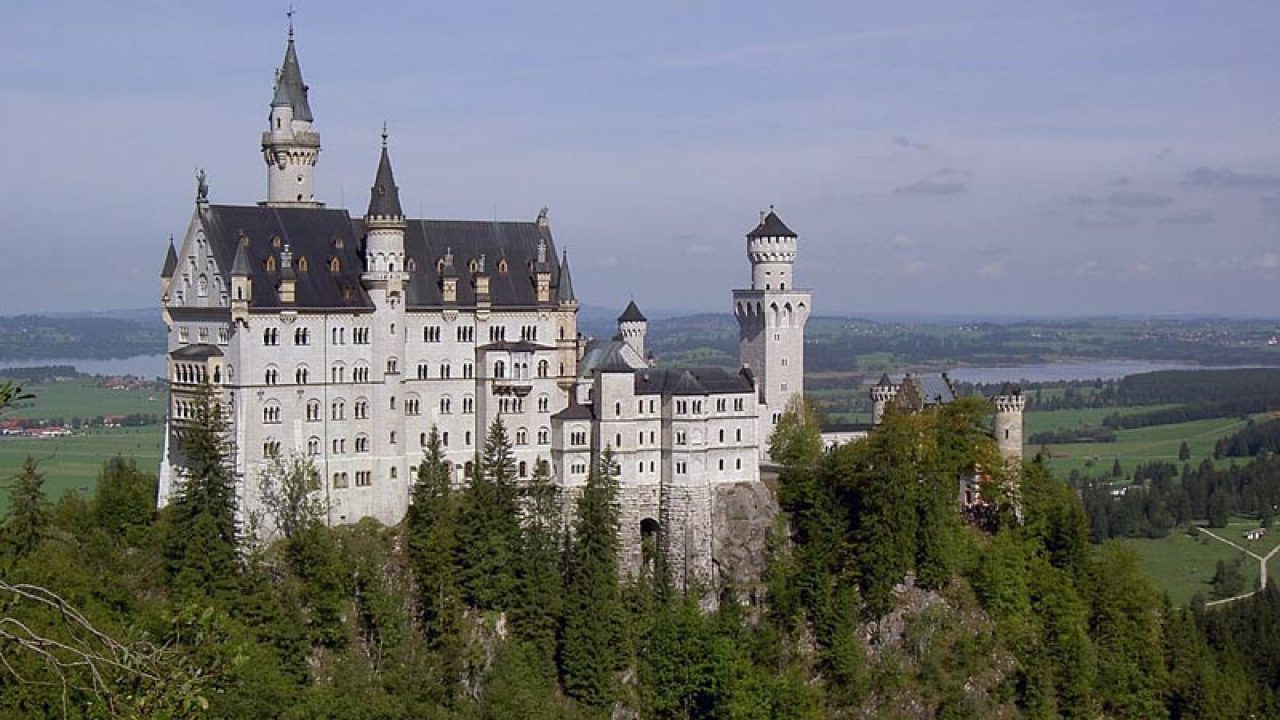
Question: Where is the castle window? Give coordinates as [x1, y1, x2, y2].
[538, 427, 549, 445]
[442, 432, 449, 447]
[519, 461, 527, 477]
[296, 366, 309, 385]
[407, 258, 416, 272]
[197, 275, 208, 297]
[614, 402, 621, 417]
[516, 428, 528, 445]
[465, 431, 472, 446]
[389, 396, 396, 410]
[537, 359, 549, 378]
[440, 397, 452, 414]
[264, 367, 279, 385]
[333, 472, 348, 489]
[390, 431, 397, 445]
[307, 437, 320, 456]
[355, 435, 369, 453]
[356, 471, 371, 487]
[294, 327, 309, 345]
[420, 432, 427, 447]
[734, 398, 744, 412]
[265, 256, 277, 272]
[387, 357, 398, 374]
[719, 429, 725, 443]
[538, 395, 548, 413]
[263, 405, 280, 424]
[405, 397, 420, 415]
[497, 258, 508, 273]
[331, 400, 345, 420]
[297, 256, 308, 272]
[718, 459, 725, 471]
[178, 326, 190, 344]
[263, 440, 281, 458]
[390, 467, 398, 479]
[306, 400, 321, 422]
[329, 257, 341, 273]
[332, 236, 344, 249]
[736, 458, 742, 470]
[417, 362, 429, 380]
[217, 327, 228, 344]
[614, 433, 622, 448]
[571, 430, 587, 446]
[263, 327, 278, 346]
[354, 399, 368, 419]
[464, 461, 474, 478]
[676, 431, 687, 445]
[736, 428, 742, 442]
[494, 360, 506, 379]
[424, 326, 441, 342]
[441, 362, 452, 379]
[462, 396, 474, 414]
[676, 461, 687, 474]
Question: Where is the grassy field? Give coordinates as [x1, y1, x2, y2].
[1, 377, 164, 421]
[0, 427, 163, 513]
[1117, 528, 1260, 607]
[1023, 404, 1177, 437]
[1039, 414, 1261, 479]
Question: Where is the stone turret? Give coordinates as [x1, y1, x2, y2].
[230, 239, 253, 327]
[870, 373, 900, 424]
[732, 208, 811, 451]
[261, 20, 321, 207]
[361, 129, 407, 294]
[993, 383, 1025, 462]
[618, 300, 647, 360]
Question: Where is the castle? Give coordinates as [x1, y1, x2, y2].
[158, 26, 1021, 586]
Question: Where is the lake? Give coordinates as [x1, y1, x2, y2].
[0, 355, 168, 379]
[946, 360, 1273, 385]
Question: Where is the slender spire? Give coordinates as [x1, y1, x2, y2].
[161, 236, 178, 279]
[366, 131, 404, 218]
[556, 249, 576, 303]
[271, 15, 313, 122]
[231, 239, 253, 277]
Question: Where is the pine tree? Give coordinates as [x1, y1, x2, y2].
[512, 456, 564, 670]
[456, 417, 520, 610]
[3, 455, 51, 557]
[165, 383, 241, 599]
[1179, 440, 1191, 462]
[406, 427, 464, 682]
[560, 448, 624, 708]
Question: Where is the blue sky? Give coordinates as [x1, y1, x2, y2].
[2, 1, 1277, 316]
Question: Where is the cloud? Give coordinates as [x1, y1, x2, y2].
[889, 233, 918, 249]
[898, 260, 934, 277]
[1110, 176, 1131, 187]
[1107, 190, 1174, 208]
[892, 135, 933, 152]
[1132, 262, 1154, 275]
[977, 262, 1005, 278]
[1075, 209, 1137, 229]
[1257, 254, 1280, 271]
[685, 243, 713, 257]
[1184, 166, 1280, 190]
[1259, 195, 1280, 217]
[1062, 194, 1101, 206]
[894, 179, 967, 196]
[595, 256, 620, 269]
[1158, 210, 1216, 226]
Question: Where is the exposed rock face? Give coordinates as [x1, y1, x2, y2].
[712, 481, 779, 593]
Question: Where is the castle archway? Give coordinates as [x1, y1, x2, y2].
[640, 518, 660, 572]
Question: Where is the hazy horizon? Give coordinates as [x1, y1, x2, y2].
[2, 2, 1277, 316]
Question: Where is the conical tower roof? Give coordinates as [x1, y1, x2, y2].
[618, 300, 646, 323]
[161, 238, 178, 279]
[746, 208, 796, 238]
[366, 134, 403, 218]
[272, 32, 314, 122]
[556, 250, 576, 303]
[231, 239, 253, 277]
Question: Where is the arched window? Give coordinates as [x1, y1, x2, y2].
[296, 366, 309, 385]
[329, 257, 341, 272]
[614, 402, 621, 417]
[355, 435, 369, 453]
[331, 399, 345, 420]
[264, 367, 278, 385]
[537, 359, 549, 378]
[307, 436, 320, 456]
[417, 362, 429, 380]
[538, 427, 549, 445]
[355, 399, 368, 419]
[516, 428, 528, 445]
[462, 395, 474, 414]
[440, 396, 452, 414]
[387, 357, 398, 374]
[538, 395, 549, 413]
[518, 461, 527, 477]
[306, 399, 321, 421]
[441, 362, 452, 379]
[462, 362, 473, 379]
[265, 256, 277, 272]
[494, 360, 506, 379]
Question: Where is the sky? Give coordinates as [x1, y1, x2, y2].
[1, 1, 1277, 318]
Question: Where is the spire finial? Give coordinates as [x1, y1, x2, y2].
[381, 122, 388, 148]
[287, 4, 295, 40]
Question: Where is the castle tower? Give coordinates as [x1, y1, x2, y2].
[732, 208, 811, 444]
[870, 373, 900, 425]
[361, 129, 410, 520]
[617, 300, 647, 360]
[993, 383, 1025, 462]
[229, 239, 252, 327]
[261, 21, 321, 207]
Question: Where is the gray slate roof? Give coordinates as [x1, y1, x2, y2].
[556, 250, 576, 303]
[578, 338, 646, 376]
[366, 144, 403, 218]
[618, 300, 646, 323]
[272, 37, 313, 122]
[194, 205, 572, 311]
[634, 367, 754, 396]
[746, 209, 796, 238]
[161, 240, 178, 279]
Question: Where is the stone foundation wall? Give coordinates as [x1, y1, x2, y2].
[712, 480, 779, 595]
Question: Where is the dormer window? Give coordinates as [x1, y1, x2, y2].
[264, 256, 277, 272]
[332, 236, 345, 249]
[437, 258, 446, 273]
[469, 259, 479, 273]
[329, 257, 341, 273]
[497, 258, 508, 273]
[297, 256, 308, 272]
[406, 258, 416, 272]
[271, 236, 282, 249]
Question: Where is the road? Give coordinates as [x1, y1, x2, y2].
[1200, 526, 1280, 607]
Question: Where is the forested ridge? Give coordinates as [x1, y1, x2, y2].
[3, 385, 1280, 718]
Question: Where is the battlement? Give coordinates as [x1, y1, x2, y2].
[994, 394, 1026, 414]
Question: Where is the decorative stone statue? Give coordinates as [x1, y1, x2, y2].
[196, 168, 209, 203]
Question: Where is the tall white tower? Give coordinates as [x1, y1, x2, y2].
[261, 22, 321, 207]
[617, 300, 648, 360]
[993, 383, 1025, 463]
[733, 208, 811, 443]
